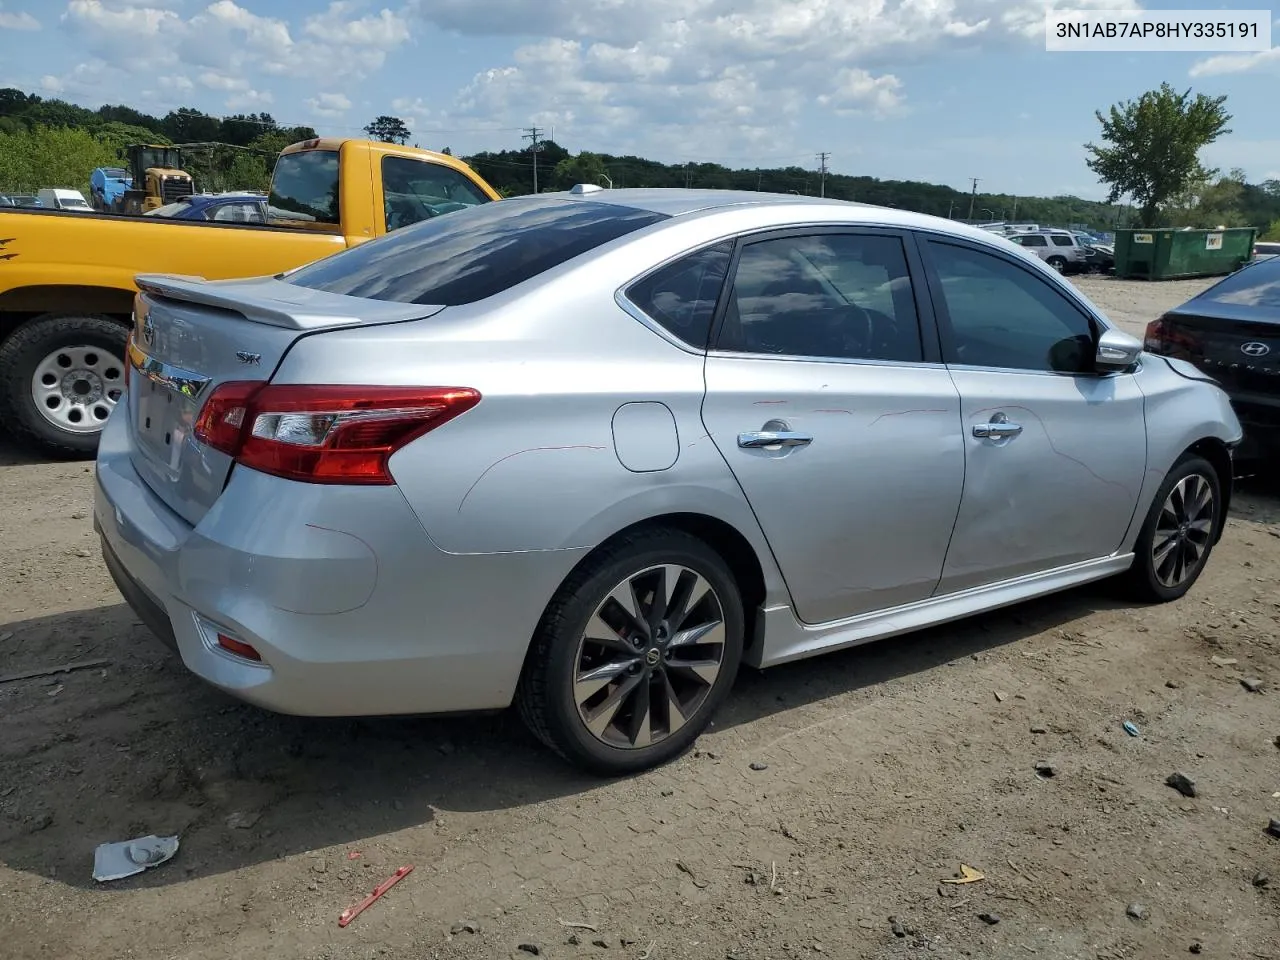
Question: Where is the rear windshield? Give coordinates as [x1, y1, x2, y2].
[1199, 257, 1280, 311]
[269, 149, 340, 225]
[282, 198, 669, 305]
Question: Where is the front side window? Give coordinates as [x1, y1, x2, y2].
[284, 197, 668, 305]
[926, 240, 1096, 374]
[1020, 234, 1048, 247]
[269, 149, 340, 225]
[382, 156, 491, 232]
[716, 233, 924, 362]
[626, 242, 732, 348]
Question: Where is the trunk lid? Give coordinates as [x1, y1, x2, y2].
[1154, 306, 1280, 398]
[127, 274, 444, 526]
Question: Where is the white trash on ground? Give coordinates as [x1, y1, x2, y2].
[92, 835, 180, 882]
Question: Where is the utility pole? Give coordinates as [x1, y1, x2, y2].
[816, 152, 830, 198]
[523, 126, 544, 193]
[683, 162, 694, 189]
[967, 177, 979, 221]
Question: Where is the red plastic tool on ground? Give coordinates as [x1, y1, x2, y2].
[338, 864, 414, 927]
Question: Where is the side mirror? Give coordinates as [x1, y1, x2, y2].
[1095, 327, 1143, 373]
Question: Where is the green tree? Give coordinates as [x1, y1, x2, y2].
[363, 115, 411, 145]
[225, 151, 271, 191]
[0, 125, 117, 195]
[1261, 220, 1280, 242]
[1085, 83, 1232, 227]
[554, 151, 608, 188]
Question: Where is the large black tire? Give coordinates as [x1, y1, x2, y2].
[1046, 255, 1067, 273]
[0, 314, 129, 459]
[518, 528, 745, 776]
[1121, 453, 1223, 603]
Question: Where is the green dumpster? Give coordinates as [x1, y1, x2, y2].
[1113, 227, 1257, 280]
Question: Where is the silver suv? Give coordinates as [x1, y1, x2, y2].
[1008, 230, 1088, 273]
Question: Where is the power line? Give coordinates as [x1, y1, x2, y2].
[522, 126, 545, 193]
[816, 151, 830, 198]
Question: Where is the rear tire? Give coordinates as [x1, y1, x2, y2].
[1121, 454, 1222, 603]
[517, 528, 744, 776]
[0, 314, 128, 459]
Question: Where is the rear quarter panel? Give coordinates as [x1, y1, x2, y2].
[267, 210, 793, 606]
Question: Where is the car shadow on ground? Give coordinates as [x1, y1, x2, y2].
[2, 580, 1131, 890]
[0, 435, 59, 468]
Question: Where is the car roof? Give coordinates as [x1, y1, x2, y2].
[526, 187, 1020, 249]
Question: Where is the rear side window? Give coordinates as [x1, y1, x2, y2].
[284, 198, 668, 305]
[269, 150, 340, 225]
[1051, 235, 1074, 246]
[626, 242, 732, 348]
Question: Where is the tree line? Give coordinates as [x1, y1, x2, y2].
[0, 88, 316, 196]
[1, 85, 1276, 240]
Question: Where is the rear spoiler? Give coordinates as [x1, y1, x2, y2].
[134, 273, 444, 331]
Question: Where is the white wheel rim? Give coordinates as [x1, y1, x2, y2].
[30, 344, 124, 433]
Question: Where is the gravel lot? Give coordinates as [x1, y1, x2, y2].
[2, 276, 1278, 960]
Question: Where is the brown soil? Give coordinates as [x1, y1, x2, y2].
[2, 277, 1278, 960]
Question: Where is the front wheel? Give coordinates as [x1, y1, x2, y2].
[517, 528, 745, 776]
[1046, 256, 1067, 273]
[1122, 454, 1222, 602]
[0, 314, 128, 459]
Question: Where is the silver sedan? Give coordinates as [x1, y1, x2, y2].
[95, 187, 1241, 775]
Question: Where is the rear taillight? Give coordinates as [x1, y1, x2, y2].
[1143, 317, 1201, 359]
[194, 383, 480, 484]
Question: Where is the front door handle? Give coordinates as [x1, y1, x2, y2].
[738, 430, 813, 449]
[973, 421, 1023, 439]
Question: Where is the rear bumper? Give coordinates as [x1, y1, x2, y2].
[93, 405, 587, 717]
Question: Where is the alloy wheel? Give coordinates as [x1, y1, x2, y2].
[31, 345, 123, 432]
[573, 563, 726, 750]
[1151, 473, 1215, 588]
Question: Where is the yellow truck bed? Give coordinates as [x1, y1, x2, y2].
[0, 138, 500, 456]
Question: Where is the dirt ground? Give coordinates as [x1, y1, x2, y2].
[2, 275, 1279, 960]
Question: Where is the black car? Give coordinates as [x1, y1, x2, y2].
[1081, 243, 1114, 273]
[1144, 255, 1280, 460]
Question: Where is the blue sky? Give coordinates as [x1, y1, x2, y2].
[0, 0, 1276, 199]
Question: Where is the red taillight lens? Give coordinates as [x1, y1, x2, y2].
[194, 383, 480, 484]
[1144, 317, 1201, 359]
[216, 633, 261, 662]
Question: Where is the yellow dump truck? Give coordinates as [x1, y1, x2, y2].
[0, 138, 501, 456]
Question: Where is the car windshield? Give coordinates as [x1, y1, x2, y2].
[283, 197, 669, 305]
[1198, 257, 1280, 310]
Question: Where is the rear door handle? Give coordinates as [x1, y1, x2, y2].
[738, 430, 813, 449]
[973, 421, 1023, 439]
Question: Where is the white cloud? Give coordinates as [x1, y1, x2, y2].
[305, 2, 410, 47]
[0, 4, 39, 30]
[225, 88, 274, 111]
[307, 91, 353, 118]
[816, 68, 905, 117]
[39, 74, 63, 93]
[199, 70, 250, 92]
[1190, 47, 1280, 77]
